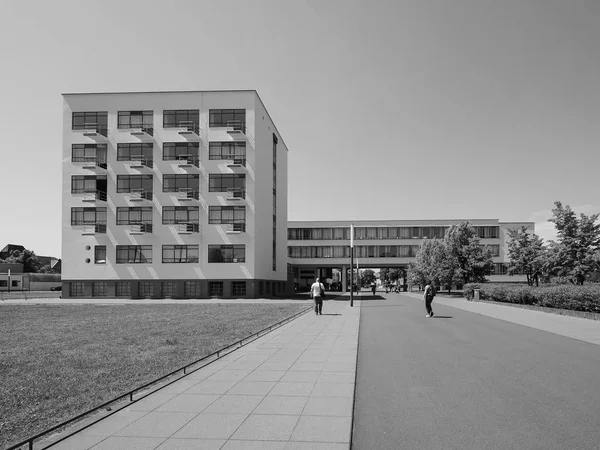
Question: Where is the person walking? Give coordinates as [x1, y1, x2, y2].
[310, 277, 326, 315]
[423, 282, 436, 318]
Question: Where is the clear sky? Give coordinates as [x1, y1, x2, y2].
[0, 0, 598, 258]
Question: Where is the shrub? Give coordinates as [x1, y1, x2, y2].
[463, 283, 600, 312]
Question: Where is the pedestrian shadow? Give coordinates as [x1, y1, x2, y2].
[433, 316, 453, 319]
[320, 313, 341, 316]
[361, 305, 403, 308]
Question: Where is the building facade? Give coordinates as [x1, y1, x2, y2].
[62, 90, 289, 299]
[288, 219, 534, 291]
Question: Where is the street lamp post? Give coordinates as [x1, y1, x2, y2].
[350, 223, 354, 307]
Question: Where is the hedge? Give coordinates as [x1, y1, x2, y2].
[464, 283, 600, 313]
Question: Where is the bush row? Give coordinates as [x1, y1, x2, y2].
[463, 283, 600, 313]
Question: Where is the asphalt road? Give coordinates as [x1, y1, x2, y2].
[351, 293, 600, 450]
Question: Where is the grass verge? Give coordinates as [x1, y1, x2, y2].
[0, 303, 308, 449]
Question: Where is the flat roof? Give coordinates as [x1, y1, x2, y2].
[62, 89, 289, 151]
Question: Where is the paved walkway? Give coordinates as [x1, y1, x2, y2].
[401, 292, 600, 345]
[47, 299, 361, 450]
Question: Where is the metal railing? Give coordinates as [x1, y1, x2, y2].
[178, 222, 200, 233]
[74, 155, 107, 169]
[178, 188, 199, 200]
[177, 121, 200, 134]
[129, 156, 153, 168]
[176, 155, 200, 167]
[75, 122, 108, 137]
[129, 188, 152, 201]
[227, 156, 247, 167]
[125, 123, 154, 136]
[226, 188, 246, 200]
[6, 306, 312, 450]
[226, 222, 246, 233]
[81, 190, 107, 202]
[226, 120, 246, 134]
[129, 222, 153, 234]
[80, 223, 107, 235]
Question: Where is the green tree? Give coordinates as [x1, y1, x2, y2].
[506, 226, 546, 286]
[444, 222, 494, 285]
[408, 238, 447, 289]
[361, 269, 376, 286]
[1, 249, 44, 273]
[547, 201, 600, 284]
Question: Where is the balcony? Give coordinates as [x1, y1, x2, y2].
[226, 120, 246, 135]
[226, 188, 245, 201]
[77, 156, 107, 170]
[177, 121, 200, 137]
[178, 188, 199, 201]
[81, 223, 107, 235]
[81, 190, 107, 203]
[129, 156, 154, 169]
[226, 222, 246, 233]
[177, 155, 200, 168]
[129, 223, 153, 235]
[129, 124, 154, 137]
[226, 157, 246, 170]
[80, 123, 108, 138]
[129, 189, 153, 202]
[177, 222, 200, 234]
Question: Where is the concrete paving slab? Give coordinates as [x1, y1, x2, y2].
[203, 394, 263, 414]
[88, 436, 166, 449]
[155, 393, 220, 413]
[290, 416, 352, 443]
[254, 396, 309, 415]
[114, 411, 197, 437]
[230, 414, 300, 441]
[302, 397, 353, 417]
[268, 381, 315, 397]
[222, 440, 287, 449]
[155, 438, 225, 449]
[172, 413, 249, 440]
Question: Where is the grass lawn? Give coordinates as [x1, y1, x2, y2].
[0, 303, 309, 449]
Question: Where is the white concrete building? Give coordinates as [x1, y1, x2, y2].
[62, 90, 289, 299]
[287, 219, 534, 291]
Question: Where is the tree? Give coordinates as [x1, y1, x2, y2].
[444, 222, 494, 285]
[546, 201, 600, 284]
[360, 269, 376, 286]
[408, 238, 447, 289]
[1, 249, 44, 273]
[506, 226, 546, 286]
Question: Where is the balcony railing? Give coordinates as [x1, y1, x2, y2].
[129, 188, 152, 201]
[80, 223, 107, 235]
[76, 122, 108, 137]
[75, 156, 107, 170]
[129, 156, 154, 169]
[226, 120, 246, 135]
[178, 188, 199, 201]
[226, 156, 246, 168]
[226, 188, 246, 200]
[226, 222, 246, 233]
[128, 124, 154, 137]
[177, 222, 200, 234]
[129, 223, 153, 234]
[177, 155, 200, 168]
[176, 121, 200, 136]
[81, 190, 108, 202]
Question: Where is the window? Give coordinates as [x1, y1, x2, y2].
[208, 245, 245, 263]
[94, 246, 106, 264]
[232, 281, 246, 297]
[162, 245, 199, 263]
[163, 142, 200, 160]
[209, 142, 246, 160]
[163, 206, 199, 224]
[493, 263, 508, 275]
[209, 281, 223, 297]
[163, 174, 199, 192]
[484, 244, 500, 257]
[184, 281, 201, 298]
[208, 174, 245, 192]
[92, 282, 107, 297]
[161, 282, 175, 298]
[208, 206, 245, 224]
[354, 228, 366, 240]
[209, 109, 246, 127]
[116, 175, 153, 194]
[117, 143, 154, 163]
[163, 109, 199, 129]
[72, 144, 107, 167]
[477, 226, 500, 239]
[71, 207, 107, 233]
[12, 280, 18, 287]
[72, 111, 107, 135]
[116, 282, 130, 297]
[71, 175, 107, 193]
[116, 207, 153, 227]
[139, 281, 154, 298]
[116, 245, 152, 263]
[118, 110, 153, 131]
[70, 282, 84, 297]
[0, 280, 7, 287]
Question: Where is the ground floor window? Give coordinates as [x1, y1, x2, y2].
[184, 281, 201, 298]
[139, 281, 154, 298]
[116, 282, 130, 297]
[162, 281, 175, 298]
[209, 281, 223, 297]
[259, 281, 264, 295]
[92, 282, 107, 297]
[208, 244, 245, 263]
[70, 282, 84, 297]
[232, 281, 246, 297]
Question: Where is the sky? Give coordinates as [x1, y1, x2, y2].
[0, 0, 598, 258]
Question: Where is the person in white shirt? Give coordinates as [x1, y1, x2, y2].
[310, 278, 326, 315]
[423, 282, 436, 318]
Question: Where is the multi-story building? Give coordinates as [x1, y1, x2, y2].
[62, 90, 289, 299]
[287, 219, 534, 291]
